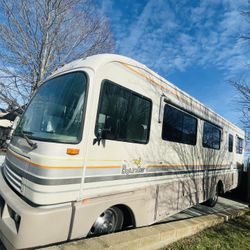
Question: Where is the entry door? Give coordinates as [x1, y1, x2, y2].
[83, 79, 152, 185]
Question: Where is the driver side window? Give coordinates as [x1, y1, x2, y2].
[95, 80, 152, 144]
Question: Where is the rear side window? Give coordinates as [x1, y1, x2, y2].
[236, 136, 243, 154]
[202, 121, 221, 150]
[228, 134, 233, 152]
[162, 105, 197, 145]
[95, 80, 152, 144]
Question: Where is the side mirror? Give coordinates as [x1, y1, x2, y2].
[93, 129, 103, 146]
[93, 127, 111, 145]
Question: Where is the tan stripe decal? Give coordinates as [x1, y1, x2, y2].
[8, 149, 121, 170]
[7, 149, 231, 170]
[147, 164, 229, 168]
[8, 149, 84, 169]
[120, 62, 170, 92]
[119, 62, 237, 131]
[86, 165, 121, 169]
[120, 62, 204, 111]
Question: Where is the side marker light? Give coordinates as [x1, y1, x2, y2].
[67, 148, 80, 155]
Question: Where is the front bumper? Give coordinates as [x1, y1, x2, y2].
[0, 168, 72, 249]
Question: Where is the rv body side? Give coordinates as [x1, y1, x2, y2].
[0, 54, 244, 249]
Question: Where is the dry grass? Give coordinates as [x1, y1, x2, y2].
[162, 211, 250, 250]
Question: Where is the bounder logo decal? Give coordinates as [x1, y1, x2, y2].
[122, 158, 145, 175]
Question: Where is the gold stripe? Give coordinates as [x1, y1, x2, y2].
[85, 165, 121, 169]
[8, 144, 84, 162]
[6, 149, 231, 170]
[7, 149, 84, 169]
[146, 164, 229, 168]
[7, 149, 121, 170]
[87, 159, 123, 162]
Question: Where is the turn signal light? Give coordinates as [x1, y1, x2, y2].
[67, 148, 80, 155]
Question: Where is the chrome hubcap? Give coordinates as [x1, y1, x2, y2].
[90, 209, 116, 235]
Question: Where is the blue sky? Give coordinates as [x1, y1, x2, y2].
[95, 0, 250, 127]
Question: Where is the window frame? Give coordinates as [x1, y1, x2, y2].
[161, 104, 198, 146]
[236, 136, 243, 154]
[202, 121, 222, 150]
[228, 134, 234, 153]
[14, 71, 89, 145]
[94, 79, 153, 144]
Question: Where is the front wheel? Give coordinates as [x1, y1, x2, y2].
[89, 207, 124, 236]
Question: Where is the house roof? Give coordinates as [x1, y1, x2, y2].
[0, 119, 12, 128]
[0, 112, 8, 118]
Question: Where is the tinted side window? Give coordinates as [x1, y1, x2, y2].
[228, 134, 233, 152]
[162, 105, 197, 145]
[202, 122, 221, 150]
[95, 80, 152, 144]
[236, 137, 243, 154]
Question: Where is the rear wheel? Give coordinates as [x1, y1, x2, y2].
[205, 184, 219, 207]
[89, 207, 124, 236]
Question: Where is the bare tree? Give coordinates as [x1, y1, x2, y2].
[232, 81, 250, 139]
[233, 1, 250, 146]
[0, 0, 114, 111]
[241, 0, 250, 40]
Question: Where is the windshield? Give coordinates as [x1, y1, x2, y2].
[15, 71, 88, 144]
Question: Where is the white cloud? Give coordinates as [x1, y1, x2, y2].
[95, 0, 250, 124]
[98, 0, 249, 82]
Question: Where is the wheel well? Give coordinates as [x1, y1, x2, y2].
[115, 204, 136, 229]
[217, 180, 224, 195]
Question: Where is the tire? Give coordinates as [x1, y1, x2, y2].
[88, 207, 124, 236]
[204, 184, 219, 207]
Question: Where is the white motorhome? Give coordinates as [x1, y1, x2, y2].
[0, 54, 244, 249]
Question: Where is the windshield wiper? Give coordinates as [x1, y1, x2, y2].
[20, 131, 37, 150]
